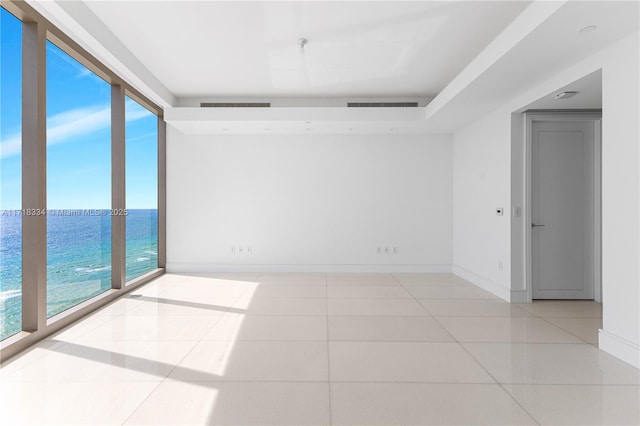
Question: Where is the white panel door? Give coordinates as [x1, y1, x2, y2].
[531, 120, 595, 299]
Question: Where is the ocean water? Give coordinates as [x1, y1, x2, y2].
[0, 209, 158, 340]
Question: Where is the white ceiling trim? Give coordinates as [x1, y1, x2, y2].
[423, 1, 638, 131]
[424, 0, 565, 120]
[25, 0, 635, 135]
[166, 106, 426, 123]
[81, 0, 531, 99]
[165, 106, 436, 135]
[27, 0, 176, 108]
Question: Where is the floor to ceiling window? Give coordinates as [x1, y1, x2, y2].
[45, 41, 112, 317]
[0, 7, 23, 340]
[125, 97, 158, 281]
[1, 1, 163, 357]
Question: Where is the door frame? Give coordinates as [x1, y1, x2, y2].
[524, 111, 602, 302]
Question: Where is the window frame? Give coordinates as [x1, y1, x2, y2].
[124, 95, 161, 283]
[0, 0, 166, 361]
[0, 6, 24, 342]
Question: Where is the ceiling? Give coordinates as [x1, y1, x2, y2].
[26, 0, 638, 134]
[522, 69, 602, 111]
[83, 1, 531, 98]
[423, 0, 638, 131]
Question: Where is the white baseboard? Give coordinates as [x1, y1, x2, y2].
[598, 329, 640, 369]
[510, 290, 530, 304]
[166, 263, 453, 274]
[452, 264, 511, 302]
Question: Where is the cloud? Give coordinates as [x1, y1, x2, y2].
[0, 99, 155, 159]
[125, 131, 157, 143]
[46, 105, 111, 148]
[75, 67, 93, 79]
[125, 98, 154, 120]
[48, 43, 101, 82]
[0, 134, 21, 159]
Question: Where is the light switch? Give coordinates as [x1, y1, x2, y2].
[496, 208, 504, 216]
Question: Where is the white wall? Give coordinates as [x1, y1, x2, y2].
[167, 131, 453, 272]
[453, 111, 512, 300]
[599, 32, 639, 369]
[452, 31, 640, 367]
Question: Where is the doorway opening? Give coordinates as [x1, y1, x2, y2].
[510, 70, 603, 304]
[525, 113, 602, 301]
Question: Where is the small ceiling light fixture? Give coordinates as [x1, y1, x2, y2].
[555, 91, 578, 100]
[298, 38, 308, 52]
[580, 25, 597, 33]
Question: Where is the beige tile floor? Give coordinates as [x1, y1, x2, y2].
[0, 273, 638, 425]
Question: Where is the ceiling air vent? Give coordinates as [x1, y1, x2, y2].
[200, 102, 271, 108]
[347, 102, 419, 108]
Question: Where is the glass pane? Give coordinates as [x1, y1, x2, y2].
[0, 7, 23, 340]
[46, 42, 111, 317]
[125, 97, 158, 281]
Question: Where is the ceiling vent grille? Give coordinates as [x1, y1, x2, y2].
[200, 102, 271, 108]
[347, 102, 419, 108]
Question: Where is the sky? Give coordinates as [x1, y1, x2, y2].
[0, 7, 158, 210]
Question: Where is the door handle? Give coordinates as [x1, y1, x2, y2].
[531, 223, 546, 228]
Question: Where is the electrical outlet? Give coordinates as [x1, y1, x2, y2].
[239, 246, 245, 254]
[384, 247, 390, 255]
[247, 246, 252, 254]
[377, 247, 382, 255]
[231, 246, 236, 254]
[393, 247, 399, 254]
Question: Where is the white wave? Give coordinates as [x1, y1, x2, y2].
[144, 251, 158, 255]
[0, 289, 21, 302]
[136, 257, 150, 262]
[75, 266, 111, 273]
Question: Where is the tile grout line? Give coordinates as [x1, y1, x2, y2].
[443, 279, 546, 424]
[324, 272, 334, 426]
[399, 275, 597, 345]
[391, 273, 541, 416]
[535, 315, 599, 347]
[422, 315, 591, 345]
[449, 334, 542, 425]
[3, 273, 617, 425]
[0, 280, 165, 379]
[120, 378, 167, 425]
[392, 273, 542, 426]
[436, 316, 543, 425]
[120, 276, 252, 425]
[390, 274, 435, 319]
[113, 286, 181, 424]
[2, 378, 636, 386]
[520, 300, 602, 347]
